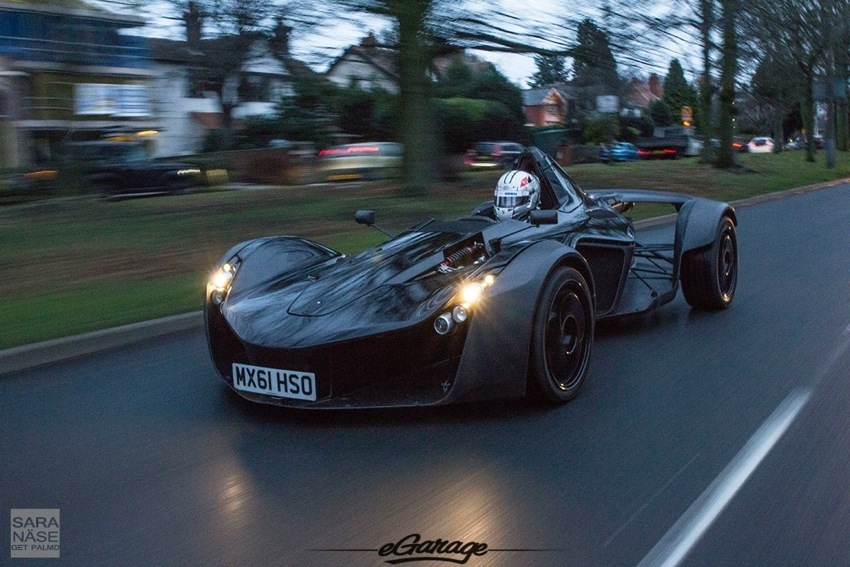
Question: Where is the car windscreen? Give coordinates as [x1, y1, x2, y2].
[538, 155, 583, 210]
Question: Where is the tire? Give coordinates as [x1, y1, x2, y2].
[528, 266, 595, 403]
[680, 216, 738, 310]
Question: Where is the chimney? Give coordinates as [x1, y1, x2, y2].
[648, 73, 662, 97]
[360, 32, 377, 48]
[271, 17, 291, 58]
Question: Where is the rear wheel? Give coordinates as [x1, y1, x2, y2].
[680, 216, 738, 309]
[528, 266, 594, 403]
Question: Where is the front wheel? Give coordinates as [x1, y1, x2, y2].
[528, 266, 595, 404]
[680, 215, 738, 309]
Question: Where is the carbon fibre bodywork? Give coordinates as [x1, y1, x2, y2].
[205, 147, 737, 408]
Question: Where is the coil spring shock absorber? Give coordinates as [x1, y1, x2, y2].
[440, 243, 483, 271]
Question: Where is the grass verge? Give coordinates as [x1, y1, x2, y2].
[2, 150, 848, 349]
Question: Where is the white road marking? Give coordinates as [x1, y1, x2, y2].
[636, 388, 811, 567]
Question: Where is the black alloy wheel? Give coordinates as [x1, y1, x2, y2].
[529, 266, 594, 403]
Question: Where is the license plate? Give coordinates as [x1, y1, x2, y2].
[232, 363, 317, 401]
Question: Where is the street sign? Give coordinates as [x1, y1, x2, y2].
[596, 95, 619, 113]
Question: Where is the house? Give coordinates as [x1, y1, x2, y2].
[325, 33, 494, 94]
[325, 33, 398, 93]
[148, 37, 293, 156]
[621, 74, 663, 118]
[0, 0, 156, 168]
[522, 86, 577, 127]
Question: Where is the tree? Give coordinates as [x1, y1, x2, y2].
[571, 19, 620, 92]
[328, 2, 631, 190]
[648, 99, 673, 127]
[741, 0, 831, 162]
[749, 53, 805, 148]
[715, 0, 738, 169]
[695, 0, 716, 163]
[662, 58, 699, 128]
[432, 58, 524, 152]
[583, 113, 619, 144]
[529, 54, 569, 88]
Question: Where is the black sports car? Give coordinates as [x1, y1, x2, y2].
[205, 147, 737, 408]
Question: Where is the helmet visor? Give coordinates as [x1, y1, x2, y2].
[495, 194, 530, 208]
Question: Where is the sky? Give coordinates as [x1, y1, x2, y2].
[111, 0, 694, 88]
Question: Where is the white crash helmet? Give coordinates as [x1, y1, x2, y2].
[494, 170, 541, 221]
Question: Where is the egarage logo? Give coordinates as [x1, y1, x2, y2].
[10, 509, 60, 558]
[378, 534, 488, 564]
[314, 533, 558, 564]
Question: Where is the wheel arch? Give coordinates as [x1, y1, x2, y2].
[677, 198, 737, 253]
[675, 198, 736, 278]
[450, 239, 593, 403]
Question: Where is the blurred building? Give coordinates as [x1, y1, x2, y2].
[0, 0, 157, 168]
[325, 33, 496, 95]
[620, 74, 663, 118]
[149, 37, 293, 156]
[522, 86, 577, 127]
[325, 32, 398, 93]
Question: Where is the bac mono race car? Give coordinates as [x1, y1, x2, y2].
[205, 147, 737, 408]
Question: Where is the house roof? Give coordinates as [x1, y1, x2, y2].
[522, 86, 571, 106]
[326, 42, 399, 82]
[623, 77, 662, 109]
[150, 37, 292, 77]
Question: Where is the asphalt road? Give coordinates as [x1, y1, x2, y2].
[3, 183, 850, 566]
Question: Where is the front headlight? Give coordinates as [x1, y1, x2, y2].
[433, 273, 495, 335]
[177, 168, 202, 176]
[459, 282, 484, 305]
[208, 262, 238, 304]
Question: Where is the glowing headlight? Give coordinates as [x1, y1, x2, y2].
[460, 282, 484, 305]
[433, 274, 496, 335]
[209, 263, 238, 304]
[177, 168, 202, 176]
[211, 263, 236, 291]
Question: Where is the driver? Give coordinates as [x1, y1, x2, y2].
[493, 170, 541, 221]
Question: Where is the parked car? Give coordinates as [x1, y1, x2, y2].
[607, 142, 639, 162]
[747, 137, 774, 153]
[67, 141, 203, 198]
[464, 141, 525, 169]
[710, 137, 749, 153]
[317, 142, 403, 182]
[636, 126, 703, 159]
